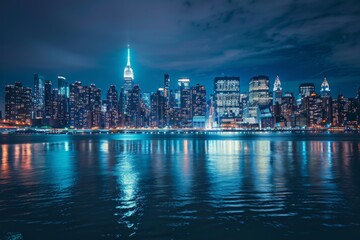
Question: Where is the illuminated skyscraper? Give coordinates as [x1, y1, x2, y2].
[273, 75, 282, 105]
[214, 76, 241, 127]
[33, 73, 45, 120]
[5, 82, 32, 124]
[247, 75, 271, 120]
[178, 78, 191, 127]
[123, 45, 134, 92]
[44, 80, 52, 126]
[299, 83, 315, 97]
[320, 77, 330, 97]
[58, 75, 69, 97]
[320, 77, 332, 125]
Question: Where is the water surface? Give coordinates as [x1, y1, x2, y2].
[1, 133, 360, 239]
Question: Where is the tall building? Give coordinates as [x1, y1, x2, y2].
[214, 76, 241, 127]
[320, 77, 332, 125]
[33, 73, 45, 120]
[191, 84, 206, 117]
[191, 84, 206, 128]
[164, 74, 171, 126]
[123, 45, 134, 92]
[44, 80, 52, 126]
[5, 82, 32, 124]
[126, 85, 145, 128]
[150, 89, 165, 128]
[249, 75, 271, 107]
[58, 75, 69, 97]
[272, 75, 283, 121]
[247, 75, 271, 121]
[299, 83, 315, 97]
[281, 92, 296, 127]
[178, 78, 191, 127]
[69, 81, 85, 128]
[88, 84, 102, 128]
[106, 85, 119, 128]
[320, 77, 330, 97]
[164, 74, 170, 99]
[273, 75, 282, 105]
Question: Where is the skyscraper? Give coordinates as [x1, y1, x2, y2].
[320, 77, 332, 125]
[320, 77, 330, 97]
[5, 82, 32, 124]
[58, 75, 69, 97]
[214, 76, 241, 127]
[247, 75, 271, 120]
[299, 83, 315, 97]
[127, 85, 144, 128]
[33, 73, 45, 120]
[273, 75, 282, 105]
[123, 45, 134, 92]
[178, 78, 191, 127]
[164, 74, 171, 126]
[44, 80, 52, 126]
[106, 85, 119, 128]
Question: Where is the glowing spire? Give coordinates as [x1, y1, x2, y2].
[124, 45, 134, 81]
[127, 44, 131, 66]
[273, 75, 282, 91]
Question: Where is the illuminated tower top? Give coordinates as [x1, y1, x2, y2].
[273, 75, 282, 91]
[124, 45, 134, 80]
[320, 77, 330, 92]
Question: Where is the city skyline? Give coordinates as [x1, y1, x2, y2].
[0, 45, 359, 114]
[1, 0, 360, 111]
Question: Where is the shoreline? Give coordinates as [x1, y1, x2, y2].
[2, 128, 359, 135]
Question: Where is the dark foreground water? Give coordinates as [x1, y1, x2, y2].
[1, 133, 360, 239]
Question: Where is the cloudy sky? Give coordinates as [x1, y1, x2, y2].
[1, 0, 360, 110]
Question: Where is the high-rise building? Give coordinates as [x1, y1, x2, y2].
[249, 75, 271, 107]
[150, 89, 165, 128]
[214, 76, 241, 127]
[247, 75, 271, 121]
[191, 84, 206, 117]
[164, 74, 170, 99]
[126, 85, 145, 128]
[281, 92, 296, 127]
[69, 81, 85, 128]
[33, 73, 45, 120]
[88, 84, 102, 128]
[178, 78, 191, 127]
[320, 77, 330, 97]
[106, 85, 119, 128]
[299, 83, 315, 97]
[320, 77, 332, 125]
[273, 75, 282, 105]
[5, 82, 32, 124]
[164, 74, 171, 126]
[44, 80, 52, 126]
[272, 75, 283, 121]
[123, 45, 134, 92]
[191, 84, 206, 128]
[58, 75, 69, 97]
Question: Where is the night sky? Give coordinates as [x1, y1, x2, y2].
[1, 0, 360, 111]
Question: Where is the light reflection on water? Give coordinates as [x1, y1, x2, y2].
[0, 133, 360, 239]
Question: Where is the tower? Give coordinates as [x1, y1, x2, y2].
[320, 77, 330, 97]
[320, 77, 332, 125]
[273, 75, 282, 105]
[123, 45, 134, 92]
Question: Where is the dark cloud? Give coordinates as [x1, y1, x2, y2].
[1, 0, 360, 110]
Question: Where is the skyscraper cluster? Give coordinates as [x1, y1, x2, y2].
[2, 46, 360, 130]
[211, 76, 360, 129]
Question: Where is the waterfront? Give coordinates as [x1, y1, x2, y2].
[1, 133, 360, 239]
